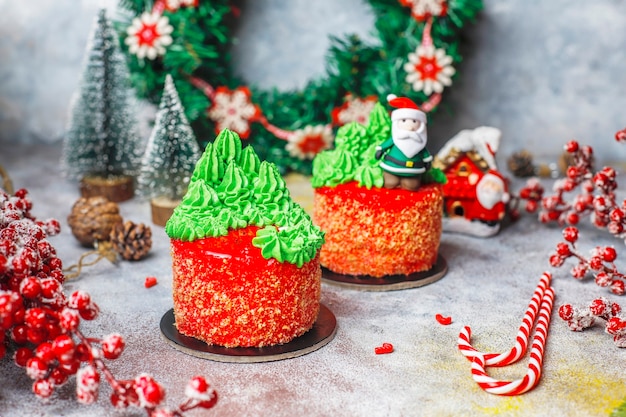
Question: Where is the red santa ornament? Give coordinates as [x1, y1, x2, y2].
[432, 126, 510, 237]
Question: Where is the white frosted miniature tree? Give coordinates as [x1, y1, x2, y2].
[137, 75, 201, 201]
[61, 8, 142, 184]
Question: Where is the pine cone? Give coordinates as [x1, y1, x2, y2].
[110, 221, 152, 261]
[68, 196, 123, 247]
[507, 150, 536, 178]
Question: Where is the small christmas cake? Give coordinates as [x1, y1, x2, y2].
[312, 96, 445, 277]
[166, 129, 324, 347]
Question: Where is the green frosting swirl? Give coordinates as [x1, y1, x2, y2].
[240, 145, 261, 177]
[213, 128, 242, 164]
[191, 143, 224, 186]
[312, 102, 389, 188]
[311, 148, 358, 188]
[166, 129, 324, 266]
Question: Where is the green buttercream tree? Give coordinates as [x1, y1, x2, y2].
[166, 129, 324, 266]
[137, 74, 202, 225]
[61, 8, 143, 202]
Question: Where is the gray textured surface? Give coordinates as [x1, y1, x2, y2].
[2, 1, 626, 167]
[1, 143, 625, 417]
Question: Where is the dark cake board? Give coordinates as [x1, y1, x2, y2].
[160, 304, 337, 363]
[322, 254, 447, 291]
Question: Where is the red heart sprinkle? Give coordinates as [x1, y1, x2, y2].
[435, 314, 452, 325]
[374, 342, 394, 354]
[144, 276, 158, 288]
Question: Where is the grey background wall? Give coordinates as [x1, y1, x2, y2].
[1, 0, 625, 168]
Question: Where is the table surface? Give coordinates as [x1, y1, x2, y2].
[1, 143, 625, 417]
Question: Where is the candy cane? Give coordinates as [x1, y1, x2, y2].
[458, 272, 551, 366]
[470, 287, 555, 395]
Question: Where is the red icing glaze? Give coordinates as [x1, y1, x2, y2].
[171, 225, 321, 347]
[314, 181, 443, 277]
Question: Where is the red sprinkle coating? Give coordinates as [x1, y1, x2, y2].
[171, 225, 321, 347]
[314, 181, 443, 277]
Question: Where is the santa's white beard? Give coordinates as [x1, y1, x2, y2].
[476, 174, 505, 210]
[392, 123, 427, 158]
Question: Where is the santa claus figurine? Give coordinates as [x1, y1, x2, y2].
[375, 94, 433, 190]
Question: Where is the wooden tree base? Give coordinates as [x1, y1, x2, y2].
[79, 175, 134, 203]
[151, 196, 180, 227]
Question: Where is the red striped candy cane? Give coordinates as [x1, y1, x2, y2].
[458, 272, 551, 366]
[469, 286, 555, 395]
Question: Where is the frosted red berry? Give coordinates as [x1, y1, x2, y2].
[562, 227, 579, 243]
[24, 307, 47, 329]
[555, 242, 571, 257]
[26, 356, 49, 380]
[588, 256, 603, 271]
[611, 280, 625, 295]
[595, 272, 612, 287]
[549, 254, 565, 267]
[14, 346, 33, 367]
[566, 212, 579, 225]
[59, 307, 80, 332]
[35, 342, 56, 364]
[33, 378, 54, 398]
[49, 367, 69, 386]
[40, 277, 61, 299]
[606, 317, 626, 335]
[570, 264, 587, 279]
[589, 298, 607, 316]
[52, 335, 75, 363]
[11, 324, 29, 344]
[564, 140, 579, 153]
[135, 374, 165, 408]
[68, 291, 91, 310]
[20, 276, 41, 299]
[101, 333, 125, 360]
[601, 247, 617, 263]
[558, 304, 574, 321]
[79, 302, 99, 321]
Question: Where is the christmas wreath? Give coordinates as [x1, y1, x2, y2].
[116, 0, 482, 173]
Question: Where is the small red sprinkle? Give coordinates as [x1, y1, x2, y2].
[435, 314, 452, 325]
[374, 342, 394, 354]
[144, 277, 158, 288]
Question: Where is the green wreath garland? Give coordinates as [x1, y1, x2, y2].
[116, 0, 482, 174]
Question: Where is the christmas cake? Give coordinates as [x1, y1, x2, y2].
[312, 96, 445, 277]
[165, 129, 324, 347]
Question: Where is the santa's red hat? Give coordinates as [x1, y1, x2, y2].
[387, 94, 427, 123]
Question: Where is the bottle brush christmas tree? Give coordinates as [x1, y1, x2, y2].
[61, 8, 143, 203]
[137, 74, 202, 226]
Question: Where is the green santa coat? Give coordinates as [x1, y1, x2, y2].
[376, 138, 433, 177]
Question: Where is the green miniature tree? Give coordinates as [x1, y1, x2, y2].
[137, 74, 201, 201]
[138, 74, 202, 225]
[61, 8, 143, 201]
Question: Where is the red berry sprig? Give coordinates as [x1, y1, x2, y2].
[558, 297, 626, 347]
[0, 187, 218, 416]
[549, 226, 626, 295]
[516, 133, 626, 244]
